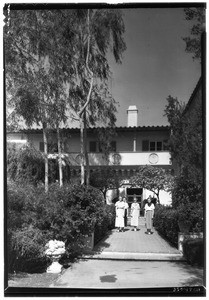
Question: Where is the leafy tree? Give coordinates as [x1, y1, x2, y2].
[5, 8, 126, 189]
[68, 8, 126, 185]
[183, 7, 205, 60]
[4, 9, 75, 191]
[130, 165, 174, 204]
[89, 168, 122, 198]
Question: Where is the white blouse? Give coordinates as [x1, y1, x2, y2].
[144, 203, 155, 211]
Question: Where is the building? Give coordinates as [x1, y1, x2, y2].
[7, 105, 173, 209]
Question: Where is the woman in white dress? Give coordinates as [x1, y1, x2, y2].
[115, 196, 125, 232]
[130, 197, 140, 231]
[144, 196, 155, 234]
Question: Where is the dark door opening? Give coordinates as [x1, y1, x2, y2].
[126, 188, 143, 216]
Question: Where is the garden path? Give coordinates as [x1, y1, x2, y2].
[84, 217, 183, 261]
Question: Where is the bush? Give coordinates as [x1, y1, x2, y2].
[171, 168, 204, 233]
[7, 226, 49, 273]
[7, 143, 60, 185]
[7, 181, 106, 272]
[182, 238, 204, 266]
[94, 204, 116, 245]
[176, 201, 203, 233]
[7, 143, 45, 185]
[153, 205, 179, 247]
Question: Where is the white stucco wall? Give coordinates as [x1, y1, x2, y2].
[106, 187, 172, 206]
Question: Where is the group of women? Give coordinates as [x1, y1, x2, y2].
[115, 195, 155, 234]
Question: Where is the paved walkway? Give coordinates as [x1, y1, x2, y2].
[50, 222, 204, 289]
[83, 220, 183, 261]
[51, 260, 204, 289]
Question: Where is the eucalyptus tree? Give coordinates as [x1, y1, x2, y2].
[4, 8, 75, 191]
[68, 8, 126, 185]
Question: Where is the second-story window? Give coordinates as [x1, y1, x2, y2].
[142, 140, 168, 152]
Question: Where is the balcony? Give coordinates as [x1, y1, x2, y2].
[48, 151, 171, 166]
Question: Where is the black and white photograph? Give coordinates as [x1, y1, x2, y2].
[4, 1, 206, 297]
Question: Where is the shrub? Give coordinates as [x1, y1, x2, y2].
[7, 181, 106, 272]
[171, 168, 204, 233]
[94, 204, 116, 245]
[7, 143, 45, 185]
[7, 143, 59, 185]
[7, 225, 50, 273]
[182, 238, 204, 266]
[154, 205, 179, 247]
[176, 201, 203, 233]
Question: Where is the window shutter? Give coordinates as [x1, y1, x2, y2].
[142, 140, 149, 151]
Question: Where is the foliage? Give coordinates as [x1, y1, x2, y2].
[7, 143, 45, 185]
[89, 167, 122, 197]
[4, 8, 126, 186]
[153, 205, 179, 247]
[164, 94, 203, 232]
[7, 226, 49, 273]
[4, 8, 80, 190]
[67, 8, 126, 184]
[176, 202, 203, 233]
[130, 165, 174, 203]
[94, 204, 116, 245]
[7, 143, 60, 185]
[182, 238, 204, 266]
[4, 9, 71, 128]
[183, 7, 205, 61]
[164, 95, 202, 178]
[7, 181, 106, 272]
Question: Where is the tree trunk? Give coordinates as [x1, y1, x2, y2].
[84, 109, 89, 186]
[79, 114, 85, 185]
[57, 124, 63, 187]
[43, 122, 49, 193]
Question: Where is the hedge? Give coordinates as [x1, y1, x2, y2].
[182, 238, 204, 266]
[94, 204, 115, 245]
[153, 204, 179, 247]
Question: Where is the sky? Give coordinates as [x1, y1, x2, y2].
[108, 7, 202, 127]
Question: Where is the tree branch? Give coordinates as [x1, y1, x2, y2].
[78, 9, 94, 117]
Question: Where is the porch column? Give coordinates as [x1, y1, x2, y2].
[133, 137, 136, 152]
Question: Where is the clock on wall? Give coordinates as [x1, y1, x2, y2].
[149, 153, 159, 164]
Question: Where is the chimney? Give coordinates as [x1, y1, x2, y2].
[127, 105, 138, 127]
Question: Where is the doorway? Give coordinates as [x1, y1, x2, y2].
[126, 188, 143, 217]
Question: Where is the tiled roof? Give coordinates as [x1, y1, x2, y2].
[8, 125, 170, 134]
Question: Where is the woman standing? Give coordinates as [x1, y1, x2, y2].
[144, 195, 155, 234]
[130, 196, 140, 231]
[115, 196, 125, 232]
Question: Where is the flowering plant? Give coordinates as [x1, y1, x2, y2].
[44, 240, 65, 257]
